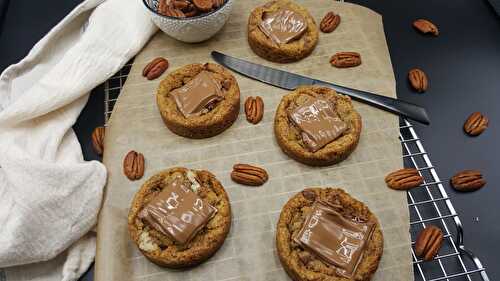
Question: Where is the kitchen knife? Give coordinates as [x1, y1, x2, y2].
[211, 51, 430, 125]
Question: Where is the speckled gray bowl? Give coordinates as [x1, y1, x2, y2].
[143, 0, 234, 43]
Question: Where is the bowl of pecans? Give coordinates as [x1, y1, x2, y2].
[143, 0, 234, 43]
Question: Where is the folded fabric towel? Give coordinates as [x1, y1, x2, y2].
[0, 0, 156, 279]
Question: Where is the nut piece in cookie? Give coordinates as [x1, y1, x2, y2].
[248, 0, 319, 63]
[156, 63, 240, 138]
[128, 168, 231, 268]
[276, 188, 384, 281]
[274, 86, 362, 166]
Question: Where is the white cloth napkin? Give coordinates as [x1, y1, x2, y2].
[0, 0, 156, 279]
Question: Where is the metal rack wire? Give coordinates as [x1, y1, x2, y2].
[103, 63, 489, 281]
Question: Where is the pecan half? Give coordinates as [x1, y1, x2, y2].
[91, 126, 105, 155]
[244, 96, 264, 124]
[193, 0, 213, 12]
[320, 12, 341, 33]
[415, 225, 443, 261]
[172, 0, 190, 10]
[408, 68, 428, 93]
[413, 19, 439, 36]
[231, 164, 268, 186]
[301, 189, 317, 201]
[450, 170, 486, 192]
[123, 150, 145, 181]
[142, 57, 169, 80]
[463, 112, 488, 136]
[330, 52, 361, 68]
[212, 0, 225, 8]
[385, 168, 423, 190]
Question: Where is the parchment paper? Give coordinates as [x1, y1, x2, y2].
[95, 1, 413, 280]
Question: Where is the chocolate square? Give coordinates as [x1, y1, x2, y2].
[289, 96, 347, 152]
[139, 175, 216, 245]
[293, 201, 375, 278]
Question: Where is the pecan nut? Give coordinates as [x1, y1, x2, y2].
[301, 189, 317, 201]
[415, 225, 443, 261]
[330, 52, 361, 68]
[172, 0, 190, 10]
[463, 112, 488, 136]
[450, 170, 486, 192]
[231, 164, 268, 186]
[244, 96, 264, 124]
[158, 0, 186, 18]
[413, 19, 439, 36]
[143, 57, 169, 80]
[193, 0, 213, 12]
[123, 150, 145, 181]
[385, 168, 423, 190]
[212, 0, 225, 8]
[320, 12, 341, 33]
[91, 126, 105, 155]
[408, 68, 428, 93]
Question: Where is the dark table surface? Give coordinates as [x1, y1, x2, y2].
[1, 0, 499, 280]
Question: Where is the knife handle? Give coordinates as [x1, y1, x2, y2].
[313, 81, 430, 125]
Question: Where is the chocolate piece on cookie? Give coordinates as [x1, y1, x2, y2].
[274, 86, 362, 166]
[156, 63, 240, 138]
[276, 188, 383, 281]
[128, 167, 231, 268]
[247, 0, 319, 63]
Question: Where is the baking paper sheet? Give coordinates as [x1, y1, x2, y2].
[96, 1, 413, 280]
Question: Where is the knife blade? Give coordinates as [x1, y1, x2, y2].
[211, 51, 430, 125]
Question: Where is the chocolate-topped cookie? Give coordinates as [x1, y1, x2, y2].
[128, 167, 231, 268]
[274, 86, 362, 166]
[248, 0, 319, 63]
[156, 63, 240, 138]
[276, 188, 383, 281]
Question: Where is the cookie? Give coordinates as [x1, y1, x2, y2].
[276, 188, 383, 281]
[274, 86, 362, 166]
[247, 0, 319, 63]
[156, 63, 240, 138]
[128, 167, 231, 268]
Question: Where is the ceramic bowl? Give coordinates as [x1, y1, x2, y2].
[142, 0, 234, 43]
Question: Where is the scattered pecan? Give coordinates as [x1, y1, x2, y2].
[330, 52, 361, 68]
[413, 19, 439, 36]
[301, 189, 317, 201]
[231, 164, 268, 186]
[415, 225, 443, 261]
[244, 96, 264, 124]
[385, 168, 423, 190]
[450, 170, 486, 192]
[320, 12, 341, 33]
[463, 112, 488, 136]
[408, 68, 428, 93]
[193, 0, 213, 12]
[91, 126, 105, 155]
[212, 0, 225, 8]
[123, 150, 145, 181]
[142, 57, 169, 80]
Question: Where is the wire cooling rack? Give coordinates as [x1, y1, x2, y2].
[103, 62, 489, 281]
